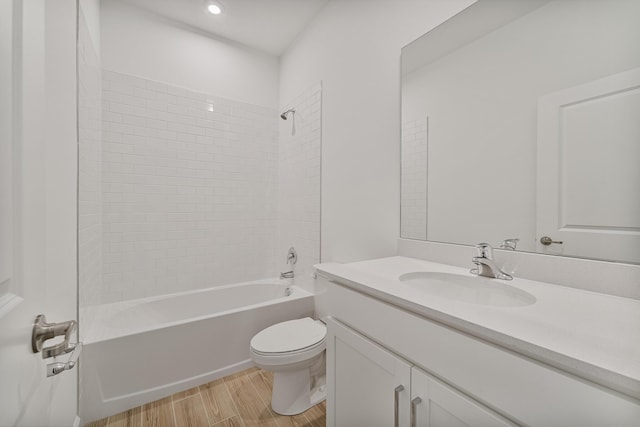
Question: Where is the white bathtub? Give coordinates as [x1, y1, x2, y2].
[80, 279, 315, 423]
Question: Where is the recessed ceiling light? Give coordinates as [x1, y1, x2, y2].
[207, 3, 222, 15]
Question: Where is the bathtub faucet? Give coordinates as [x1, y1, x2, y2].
[281, 247, 297, 279]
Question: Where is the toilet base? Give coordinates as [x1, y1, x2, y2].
[271, 370, 326, 416]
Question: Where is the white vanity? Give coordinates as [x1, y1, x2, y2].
[315, 256, 640, 426]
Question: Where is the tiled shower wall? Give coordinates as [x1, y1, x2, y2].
[401, 117, 428, 240]
[78, 8, 102, 308]
[98, 71, 278, 304]
[278, 84, 322, 288]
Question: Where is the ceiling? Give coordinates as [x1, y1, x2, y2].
[117, 0, 329, 56]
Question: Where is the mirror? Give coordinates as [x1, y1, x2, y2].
[401, 0, 640, 264]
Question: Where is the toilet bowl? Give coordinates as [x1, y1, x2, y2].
[250, 317, 327, 415]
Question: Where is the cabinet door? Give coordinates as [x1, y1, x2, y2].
[327, 318, 412, 427]
[411, 367, 514, 427]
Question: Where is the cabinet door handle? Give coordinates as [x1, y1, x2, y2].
[411, 396, 422, 427]
[394, 385, 404, 427]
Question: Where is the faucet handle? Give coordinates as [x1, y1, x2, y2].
[286, 246, 297, 265]
[500, 238, 520, 251]
[475, 243, 493, 258]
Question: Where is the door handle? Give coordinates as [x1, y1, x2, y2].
[32, 314, 77, 359]
[394, 385, 404, 427]
[540, 236, 563, 246]
[411, 396, 422, 427]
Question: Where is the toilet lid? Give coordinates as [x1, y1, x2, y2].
[251, 317, 326, 354]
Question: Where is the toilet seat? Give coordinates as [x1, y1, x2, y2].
[250, 317, 326, 354]
[251, 338, 326, 356]
[250, 318, 326, 367]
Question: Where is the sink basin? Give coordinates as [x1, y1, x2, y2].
[399, 272, 536, 307]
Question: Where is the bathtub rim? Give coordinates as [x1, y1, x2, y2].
[80, 278, 312, 344]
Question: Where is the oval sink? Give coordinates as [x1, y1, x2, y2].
[399, 272, 536, 307]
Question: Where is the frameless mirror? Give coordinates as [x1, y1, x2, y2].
[400, 0, 640, 264]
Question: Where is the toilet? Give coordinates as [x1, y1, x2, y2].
[250, 317, 327, 415]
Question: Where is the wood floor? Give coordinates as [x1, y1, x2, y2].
[84, 367, 326, 427]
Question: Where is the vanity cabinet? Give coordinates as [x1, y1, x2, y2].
[323, 278, 640, 426]
[411, 367, 513, 427]
[328, 317, 513, 427]
[329, 317, 411, 426]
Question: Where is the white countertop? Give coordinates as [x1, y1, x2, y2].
[315, 256, 640, 400]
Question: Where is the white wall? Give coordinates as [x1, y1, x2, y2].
[280, 0, 475, 263]
[100, 0, 279, 108]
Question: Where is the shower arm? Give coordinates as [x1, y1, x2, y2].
[280, 108, 295, 120]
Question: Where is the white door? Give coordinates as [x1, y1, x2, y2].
[411, 367, 514, 427]
[0, 1, 79, 426]
[327, 318, 412, 427]
[536, 68, 640, 263]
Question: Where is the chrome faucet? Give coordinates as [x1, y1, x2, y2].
[471, 243, 513, 280]
[280, 247, 297, 279]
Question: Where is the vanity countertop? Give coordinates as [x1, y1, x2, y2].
[315, 256, 640, 400]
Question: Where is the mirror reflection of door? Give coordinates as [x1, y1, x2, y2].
[537, 68, 640, 264]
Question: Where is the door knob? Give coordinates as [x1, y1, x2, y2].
[540, 236, 563, 246]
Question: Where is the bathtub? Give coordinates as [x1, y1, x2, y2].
[79, 279, 315, 423]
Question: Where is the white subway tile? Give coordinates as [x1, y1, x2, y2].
[109, 81, 135, 96]
[100, 72, 300, 303]
[146, 80, 168, 93]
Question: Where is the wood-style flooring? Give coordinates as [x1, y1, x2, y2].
[84, 367, 326, 427]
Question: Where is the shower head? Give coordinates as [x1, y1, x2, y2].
[280, 108, 295, 120]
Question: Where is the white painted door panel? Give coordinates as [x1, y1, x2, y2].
[411, 367, 514, 427]
[0, 1, 78, 426]
[327, 318, 412, 427]
[537, 67, 640, 263]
